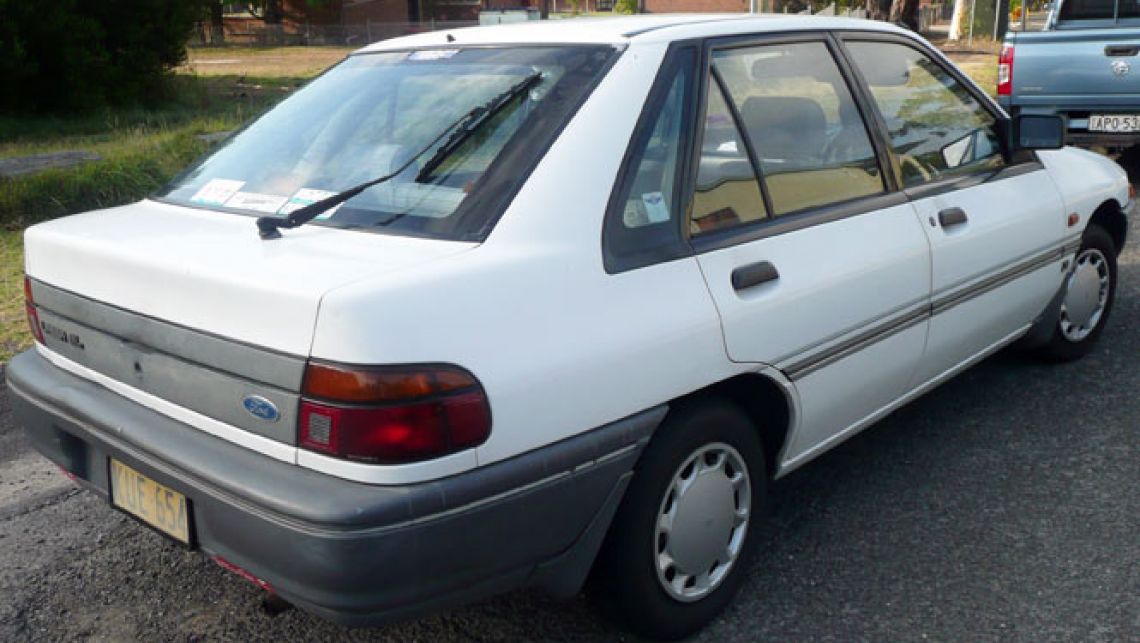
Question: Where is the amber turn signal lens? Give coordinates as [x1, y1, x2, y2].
[303, 362, 477, 403]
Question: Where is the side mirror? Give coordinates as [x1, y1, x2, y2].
[1014, 114, 1065, 151]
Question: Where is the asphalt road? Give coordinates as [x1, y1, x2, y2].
[1, 201, 1137, 642]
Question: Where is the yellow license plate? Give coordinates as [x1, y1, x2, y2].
[109, 459, 190, 545]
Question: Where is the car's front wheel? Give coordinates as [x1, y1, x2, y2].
[1037, 224, 1118, 361]
[589, 399, 766, 641]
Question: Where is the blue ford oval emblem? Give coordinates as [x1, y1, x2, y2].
[242, 395, 280, 422]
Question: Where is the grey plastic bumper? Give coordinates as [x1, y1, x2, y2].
[6, 349, 663, 625]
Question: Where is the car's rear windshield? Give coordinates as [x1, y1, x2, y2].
[1059, 0, 1140, 20]
[158, 45, 617, 241]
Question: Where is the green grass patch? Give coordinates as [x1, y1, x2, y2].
[0, 229, 26, 362]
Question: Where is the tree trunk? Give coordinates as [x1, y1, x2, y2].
[995, 0, 1010, 39]
[888, 0, 920, 29]
[263, 0, 283, 25]
[209, 1, 225, 45]
[948, 0, 969, 40]
[866, 0, 891, 21]
[540, 0, 550, 19]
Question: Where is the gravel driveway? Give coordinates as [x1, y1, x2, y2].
[1, 206, 1136, 642]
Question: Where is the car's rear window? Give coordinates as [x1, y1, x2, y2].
[1059, 0, 1140, 20]
[158, 45, 617, 241]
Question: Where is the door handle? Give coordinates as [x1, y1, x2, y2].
[1105, 45, 1140, 57]
[938, 207, 969, 227]
[731, 261, 780, 291]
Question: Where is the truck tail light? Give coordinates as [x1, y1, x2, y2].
[298, 362, 491, 463]
[24, 277, 44, 344]
[998, 43, 1014, 96]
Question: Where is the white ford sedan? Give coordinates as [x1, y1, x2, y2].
[8, 14, 1130, 640]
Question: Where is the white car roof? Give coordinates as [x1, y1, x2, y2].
[356, 13, 910, 52]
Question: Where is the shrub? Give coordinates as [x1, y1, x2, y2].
[0, 0, 202, 113]
[613, 0, 639, 15]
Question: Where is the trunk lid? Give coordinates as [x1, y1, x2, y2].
[25, 199, 475, 357]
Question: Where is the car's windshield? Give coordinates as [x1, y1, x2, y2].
[158, 45, 617, 241]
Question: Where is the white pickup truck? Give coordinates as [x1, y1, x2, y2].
[8, 14, 1131, 640]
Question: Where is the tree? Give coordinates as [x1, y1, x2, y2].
[948, 0, 969, 40]
[0, 0, 202, 113]
[865, 0, 891, 20]
[888, 0, 920, 30]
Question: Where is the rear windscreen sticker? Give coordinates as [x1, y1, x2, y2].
[407, 49, 459, 61]
[278, 188, 341, 220]
[641, 192, 670, 223]
[190, 179, 245, 206]
[224, 191, 288, 213]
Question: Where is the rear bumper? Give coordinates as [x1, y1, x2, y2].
[6, 349, 662, 625]
[1001, 101, 1140, 148]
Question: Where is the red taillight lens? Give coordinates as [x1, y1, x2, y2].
[299, 363, 491, 463]
[998, 43, 1014, 96]
[24, 277, 44, 344]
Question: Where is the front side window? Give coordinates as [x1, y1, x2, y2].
[846, 41, 1004, 188]
[714, 41, 885, 215]
[159, 46, 616, 241]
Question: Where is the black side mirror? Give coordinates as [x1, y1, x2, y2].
[1014, 114, 1065, 151]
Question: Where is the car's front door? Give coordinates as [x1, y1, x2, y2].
[842, 37, 1069, 386]
[689, 35, 932, 471]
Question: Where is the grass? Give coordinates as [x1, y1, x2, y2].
[0, 44, 998, 362]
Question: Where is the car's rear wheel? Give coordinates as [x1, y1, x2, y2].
[1037, 224, 1118, 361]
[589, 399, 766, 641]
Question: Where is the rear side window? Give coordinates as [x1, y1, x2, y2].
[690, 78, 768, 234]
[713, 42, 885, 216]
[846, 41, 1004, 188]
[603, 47, 696, 272]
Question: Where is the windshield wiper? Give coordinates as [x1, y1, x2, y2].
[414, 71, 542, 184]
[257, 71, 543, 240]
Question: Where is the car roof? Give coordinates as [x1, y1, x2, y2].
[355, 13, 911, 52]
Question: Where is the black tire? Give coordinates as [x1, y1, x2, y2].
[588, 399, 766, 641]
[1037, 224, 1118, 362]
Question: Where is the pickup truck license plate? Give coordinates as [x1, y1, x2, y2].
[109, 459, 191, 544]
[1089, 114, 1140, 132]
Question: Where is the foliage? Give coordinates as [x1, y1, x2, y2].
[613, 0, 639, 15]
[0, 0, 204, 113]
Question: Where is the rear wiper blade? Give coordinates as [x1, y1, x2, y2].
[257, 71, 543, 240]
[414, 71, 542, 184]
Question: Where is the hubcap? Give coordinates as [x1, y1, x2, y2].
[1060, 248, 1110, 343]
[654, 443, 751, 602]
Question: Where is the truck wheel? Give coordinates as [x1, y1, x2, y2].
[589, 399, 766, 641]
[1037, 224, 1117, 362]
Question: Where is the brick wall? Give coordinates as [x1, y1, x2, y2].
[643, 0, 750, 12]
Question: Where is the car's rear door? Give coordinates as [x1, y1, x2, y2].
[688, 33, 932, 471]
[840, 35, 1069, 387]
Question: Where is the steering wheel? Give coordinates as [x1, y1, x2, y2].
[899, 153, 934, 184]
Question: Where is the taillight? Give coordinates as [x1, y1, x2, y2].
[24, 277, 44, 344]
[298, 362, 491, 463]
[998, 43, 1014, 96]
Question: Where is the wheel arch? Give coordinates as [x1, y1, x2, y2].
[672, 371, 795, 480]
[1089, 199, 1128, 256]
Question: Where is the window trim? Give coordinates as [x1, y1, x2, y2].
[683, 31, 895, 250]
[602, 43, 700, 274]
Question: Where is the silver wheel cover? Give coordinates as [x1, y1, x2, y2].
[1060, 248, 1110, 343]
[654, 442, 751, 602]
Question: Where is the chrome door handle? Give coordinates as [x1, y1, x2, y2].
[938, 207, 968, 227]
[731, 261, 779, 291]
